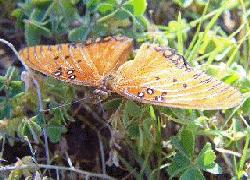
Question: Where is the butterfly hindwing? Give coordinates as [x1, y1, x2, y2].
[18, 36, 133, 87]
[111, 43, 242, 110]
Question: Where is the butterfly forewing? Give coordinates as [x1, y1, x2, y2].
[83, 37, 133, 76]
[111, 43, 242, 110]
[18, 36, 133, 87]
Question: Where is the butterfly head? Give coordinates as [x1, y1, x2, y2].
[91, 74, 115, 100]
[93, 88, 110, 100]
[101, 74, 115, 89]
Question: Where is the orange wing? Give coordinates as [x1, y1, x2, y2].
[111, 43, 243, 110]
[18, 36, 133, 87]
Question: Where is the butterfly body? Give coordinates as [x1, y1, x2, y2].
[18, 36, 243, 110]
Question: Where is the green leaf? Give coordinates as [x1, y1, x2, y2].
[173, 0, 193, 8]
[196, 0, 209, 5]
[19, 1, 35, 17]
[206, 64, 234, 80]
[127, 123, 140, 138]
[36, 113, 45, 126]
[87, 0, 100, 9]
[97, 3, 114, 14]
[238, 77, 250, 93]
[205, 163, 222, 174]
[149, 106, 156, 121]
[0, 118, 22, 138]
[126, 0, 147, 16]
[103, 98, 122, 111]
[30, 8, 46, 22]
[167, 152, 190, 177]
[9, 81, 24, 98]
[68, 26, 89, 42]
[4, 102, 11, 119]
[17, 120, 26, 137]
[203, 151, 216, 167]
[222, 74, 240, 85]
[124, 101, 141, 118]
[196, 143, 216, 170]
[60, 0, 78, 20]
[180, 129, 195, 157]
[47, 126, 64, 143]
[163, 19, 190, 41]
[17, 117, 42, 141]
[24, 20, 51, 45]
[31, 0, 52, 6]
[46, 109, 67, 143]
[138, 127, 144, 155]
[11, 8, 23, 18]
[28, 118, 42, 141]
[171, 136, 190, 156]
[114, 9, 130, 20]
[242, 97, 250, 115]
[180, 167, 205, 180]
[70, 0, 80, 5]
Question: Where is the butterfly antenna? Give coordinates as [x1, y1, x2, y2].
[0, 38, 28, 69]
[40, 95, 98, 112]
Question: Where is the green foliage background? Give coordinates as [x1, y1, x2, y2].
[0, 0, 250, 179]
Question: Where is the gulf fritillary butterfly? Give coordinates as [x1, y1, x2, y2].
[18, 36, 242, 110]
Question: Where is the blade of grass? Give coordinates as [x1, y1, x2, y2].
[227, 30, 250, 66]
[177, 12, 184, 55]
[239, 0, 250, 71]
[187, 7, 224, 64]
[185, 1, 210, 60]
[187, 0, 239, 64]
[239, 129, 250, 171]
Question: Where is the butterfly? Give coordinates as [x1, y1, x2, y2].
[18, 36, 243, 110]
